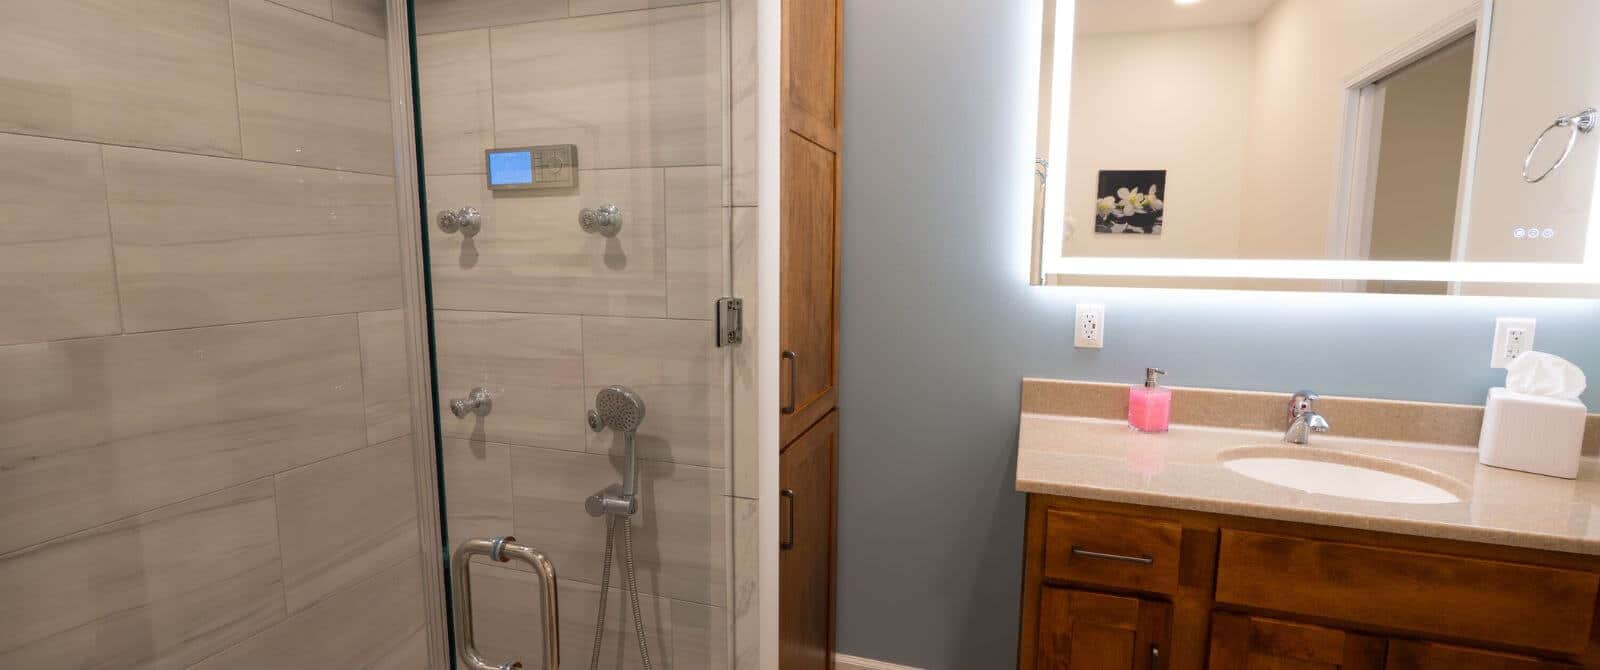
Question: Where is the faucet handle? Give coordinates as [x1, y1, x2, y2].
[1289, 390, 1319, 417]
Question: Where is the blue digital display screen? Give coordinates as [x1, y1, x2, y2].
[487, 150, 534, 187]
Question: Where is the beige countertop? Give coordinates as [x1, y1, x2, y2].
[1016, 379, 1600, 556]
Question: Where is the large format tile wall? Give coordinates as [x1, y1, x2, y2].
[0, 1, 430, 668]
[414, 0, 758, 666]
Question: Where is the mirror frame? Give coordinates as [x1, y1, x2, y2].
[1030, 0, 1600, 290]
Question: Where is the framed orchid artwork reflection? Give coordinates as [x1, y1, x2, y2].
[1094, 169, 1166, 235]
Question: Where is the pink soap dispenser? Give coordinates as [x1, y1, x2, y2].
[1129, 367, 1171, 433]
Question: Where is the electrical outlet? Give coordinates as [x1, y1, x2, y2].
[1490, 317, 1536, 368]
[1074, 303, 1106, 349]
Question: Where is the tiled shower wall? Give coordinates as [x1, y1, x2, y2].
[0, 1, 430, 668]
[413, 0, 758, 666]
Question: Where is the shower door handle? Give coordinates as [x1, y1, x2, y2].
[451, 536, 560, 670]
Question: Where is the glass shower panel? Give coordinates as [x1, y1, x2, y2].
[411, 0, 742, 667]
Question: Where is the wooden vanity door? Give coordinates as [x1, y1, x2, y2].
[1384, 640, 1574, 670]
[1036, 587, 1170, 670]
[779, 410, 838, 670]
[1207, 613, 1385, 670]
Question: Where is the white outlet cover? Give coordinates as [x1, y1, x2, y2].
[1490, 317, 1536, 369]
[1075, 303, 1106, 349]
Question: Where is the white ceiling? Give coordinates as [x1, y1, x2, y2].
[1074, 0, 1279, 35]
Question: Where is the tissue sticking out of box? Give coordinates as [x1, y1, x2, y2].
[1505, 351, 1587, 400]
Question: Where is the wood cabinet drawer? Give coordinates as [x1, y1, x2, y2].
[1214, 530, 1600, 654]
[1043, 509, 1181, 595]
[1386, 639, 1576, 669]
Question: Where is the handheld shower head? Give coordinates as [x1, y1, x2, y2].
[589, 385, 645, 434]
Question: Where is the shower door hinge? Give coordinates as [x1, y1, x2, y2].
[715, 297, 743, 347]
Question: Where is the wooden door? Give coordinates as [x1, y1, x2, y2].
[1035, 587, 1171, 670]
[1385, 640, 1573, 670]
[779, 410, 838, 669]
[1208, 612, 1386, 670]
[779, 0, 842, 445]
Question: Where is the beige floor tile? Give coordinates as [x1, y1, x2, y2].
[0, 480, 284, 669]
[359, 310, 414, 445]
[232, 0, 395, 174]
[0, 0, 241, 156]
[730, 207, 759, 497]
[510, 445, 727, 606]
[332, 0, 388, 36]
[584, 316, 727, 468]
[491, 4, 722, 169]
[442, 437, 515, 557]
[414, 0, 566, 35]
[470, 562, 672, 670]
[426, 170, 668, 317]
[0, 315, 366, 555]
[417, 29, 495, 176]
[434, 310, 587, 450]
[274, 436, 420, 613]
[0, 134, 119, 346]
[665, 166, 728, 320]
[104, 147, 400, 332]
[190, 556, 427, 670]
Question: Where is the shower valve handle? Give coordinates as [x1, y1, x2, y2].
[450, 387, 493, 418]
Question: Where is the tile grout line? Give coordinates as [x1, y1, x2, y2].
[413, 0, 719, 38]
[0, 128, 399, 180]
[269, 475, 292, 624]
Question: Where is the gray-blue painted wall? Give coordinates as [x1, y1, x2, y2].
[834, 2, 1600, 668]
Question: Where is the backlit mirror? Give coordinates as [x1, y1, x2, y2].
[1032, 0, 1600, 296]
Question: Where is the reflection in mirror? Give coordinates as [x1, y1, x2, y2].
[1033, 0, 1600, 296]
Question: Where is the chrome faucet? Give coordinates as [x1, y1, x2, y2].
[1284, 390, 1330, 445]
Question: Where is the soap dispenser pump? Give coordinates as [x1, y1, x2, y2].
[1129, 367, 1172, 433]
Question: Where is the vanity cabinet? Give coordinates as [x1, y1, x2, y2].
[1018, 495, 1600, 670]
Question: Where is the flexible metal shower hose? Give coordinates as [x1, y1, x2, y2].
[590, 514, 653, 670]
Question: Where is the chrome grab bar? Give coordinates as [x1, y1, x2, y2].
[451, 536, 560, 670]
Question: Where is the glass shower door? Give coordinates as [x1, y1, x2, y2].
[409, 0, 746, 667]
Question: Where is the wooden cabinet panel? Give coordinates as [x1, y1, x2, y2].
[1036, 587, 1170, 670]
[1208, 612, 1386, 670]
[1385, 640, 1575, 670]
[782, 0, 841, 146]
[1043, 509, 1183, 595]
[779, 130, 839, 445]
[780, 410, 838, 670]
[1215, 530, 1599, 654]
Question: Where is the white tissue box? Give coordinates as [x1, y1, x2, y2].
[1477, 387, 1587, 479]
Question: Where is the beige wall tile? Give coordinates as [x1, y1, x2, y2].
[730, 0, 758, 206]
[441, 437, 514, 557]
[332, 0, 388, 36]
[414, 0, 566, 35]
[268, 0, 332, 18]
[0, 315, 366, 555]
[426, 170, 668, 316]
[670, 597, 730, 669]
[417, 30, 495, 176]
[274, 436, 420, 612]
[471, 562, 671, 670]
[665, 166, 728, 320]
[232, 0, 395, 174]
[510, 445, 727, 606]
[435, 310, 586, 450]
[104, 147, 400, 332]
[0, 134, 119, 346]
[359, 310, 414, 445]
[570, 0, 706, 17]
[730, 496, 759, 668]
[0, 0, 241, 156]
[191, 556, 427, 670]
[730, 207, 758, 497]
[0, 480, 284, 669]
[491, 4, 722, 169]
[584, 316, 727, 469]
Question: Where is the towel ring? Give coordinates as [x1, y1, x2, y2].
[1522, 108, 1596, 184]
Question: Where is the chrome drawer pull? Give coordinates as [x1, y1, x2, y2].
[1070, 545, 1154, 565]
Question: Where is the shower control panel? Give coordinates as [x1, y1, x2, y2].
[485, 144, 578, 191]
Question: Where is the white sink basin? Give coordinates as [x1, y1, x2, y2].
[1219, 447, 1464, 505]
